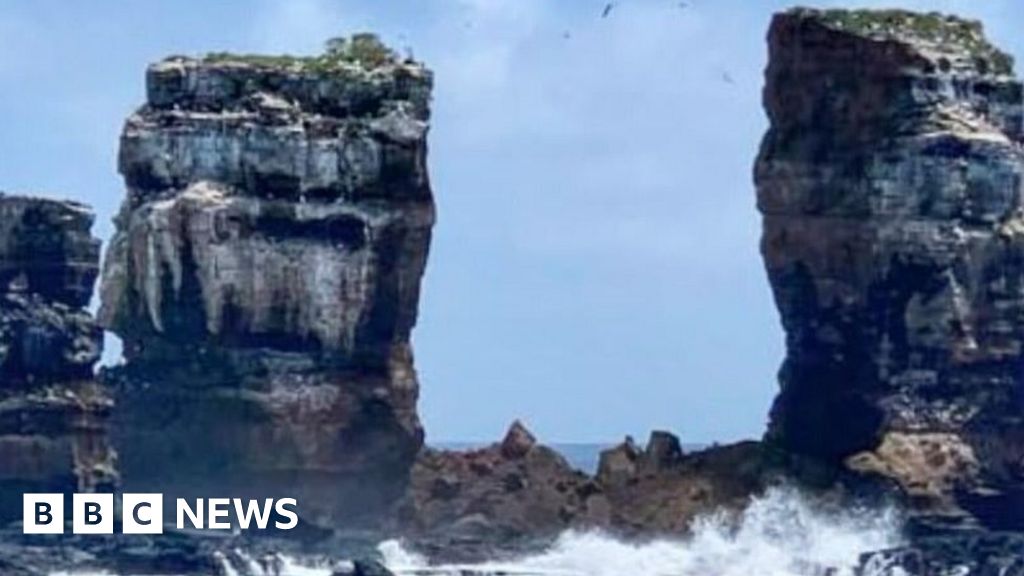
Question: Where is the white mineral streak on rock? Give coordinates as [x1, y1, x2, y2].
[101, 41, 435, 526]
[119, 181, 389, 350]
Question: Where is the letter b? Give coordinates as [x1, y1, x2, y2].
[37, 502, 52, 525]
[23, 494, 63, 534]
[73, 494, 113, 534]
[85, 502, 102, 525]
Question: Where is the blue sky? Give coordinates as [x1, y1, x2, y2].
[1, 0, 1022, 443]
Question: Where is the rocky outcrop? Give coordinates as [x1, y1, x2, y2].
[0, 193, 114, 520]
[98, 35, 435, 526]
[400, 423, 788, 561]
[400, 422, 600, 560]
[757, 8, 1024, 529]
[590, 434, 797, 537]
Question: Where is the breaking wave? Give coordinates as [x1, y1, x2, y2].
[54, 487, 905, 576]
[379, 487, 905, 576]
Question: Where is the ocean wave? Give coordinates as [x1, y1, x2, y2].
[52, 487, 905, 576]
[380, 487, 905, 576]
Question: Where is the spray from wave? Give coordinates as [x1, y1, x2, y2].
[53, 487, 906, 576]
[380, 487, 905, 576]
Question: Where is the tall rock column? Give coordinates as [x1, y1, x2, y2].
[99, 35, 435, 526]
[0, 194, 114, 520]
[757, 9, 1024, 528]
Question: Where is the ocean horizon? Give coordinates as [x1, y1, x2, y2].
[433, 442, 709, 475]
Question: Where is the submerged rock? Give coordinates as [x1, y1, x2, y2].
[757, 7, 1024, 529]
[0, 193, 114, 521]
[349, 558, 396, 576]
[98, 35, 435, 527]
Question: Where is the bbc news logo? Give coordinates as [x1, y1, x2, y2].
[23, 494, 298, 534]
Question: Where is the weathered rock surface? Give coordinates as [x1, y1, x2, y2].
[0, 194, 101, 309]
[98, 35, 435, 526]
[399, 423, 791, 561]
[399, 422, 599, 560]
[0, 193, 114, 521]
[594, 435, 781, 535]
[757, 7, 1024, 529]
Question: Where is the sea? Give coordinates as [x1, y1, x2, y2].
[434, 442, 616, 474]
[52, 444, 907, 576]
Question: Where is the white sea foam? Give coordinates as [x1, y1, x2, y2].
[52, 487, 906, 576]
[379, 487, 905, 576]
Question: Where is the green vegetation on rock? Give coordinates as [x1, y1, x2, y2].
[325, 33, 398, 67]
[801, 8, 1014, 75]
[203, 33, 403, 72]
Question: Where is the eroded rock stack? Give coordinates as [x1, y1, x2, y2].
[0, 194, 114, 520]
[98, 35, 435, 525]
[757, 8, 1024, 528]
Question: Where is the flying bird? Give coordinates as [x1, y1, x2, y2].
[721, 71, 735, 84]
[677, 1, 689, 9]
[602, 3, 615, 18]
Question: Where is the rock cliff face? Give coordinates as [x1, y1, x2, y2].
[98, 35, 435, 525]
[0, 194, 114, 520]
[757, 8, 1024, 528]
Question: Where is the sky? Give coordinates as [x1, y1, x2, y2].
[1, 0, 1022, 444]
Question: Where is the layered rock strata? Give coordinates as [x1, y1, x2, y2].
[756, 8, 1024, 528]
[0, 193, 114, 520]
[98, 35, 435, 526]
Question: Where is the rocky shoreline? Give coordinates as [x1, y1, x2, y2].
[1, 7, 1024, 576]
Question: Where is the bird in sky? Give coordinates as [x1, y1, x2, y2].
[602, 3, 615, 18]
[721, 71, 735, 84]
